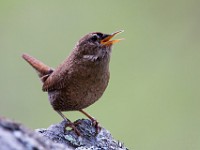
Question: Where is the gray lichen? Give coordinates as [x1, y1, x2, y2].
[36, 119, 128, 150]
[0, 117, 128, 150]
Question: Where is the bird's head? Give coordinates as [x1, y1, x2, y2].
[74, 30, 124, 62]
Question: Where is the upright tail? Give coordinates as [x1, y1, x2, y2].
[22, 53, 54, 82]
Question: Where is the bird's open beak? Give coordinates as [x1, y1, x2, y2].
[100, 30, 124, 46]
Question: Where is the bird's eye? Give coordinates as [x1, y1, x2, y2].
[96, 33, 103, 38]
[91, 34, 98, 42]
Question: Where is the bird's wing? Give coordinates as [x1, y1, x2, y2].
[42, 63, 70, 91]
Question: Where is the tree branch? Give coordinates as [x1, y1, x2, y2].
[0, 117, 128, 150]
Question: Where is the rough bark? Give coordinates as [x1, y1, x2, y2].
[0, 117, 128, 150]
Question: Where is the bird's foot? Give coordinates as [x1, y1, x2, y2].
[79, 109, 101, 135]
[56, 111, 81, 136]
[65, 122, 81, 136]
[90, 118, 101, 134]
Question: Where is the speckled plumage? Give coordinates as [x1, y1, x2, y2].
[22, 31, 123, 134]
[45, 42, 111, 111]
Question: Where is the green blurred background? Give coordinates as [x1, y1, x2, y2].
[0, 0, 200, 149]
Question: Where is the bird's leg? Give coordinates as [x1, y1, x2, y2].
[56, 111, 81, 136]
[79, 109, 101, 133]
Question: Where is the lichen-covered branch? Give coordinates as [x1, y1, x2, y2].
[0, 117, 128, 150]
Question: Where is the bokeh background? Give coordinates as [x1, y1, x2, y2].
[0, 0, 200, 149]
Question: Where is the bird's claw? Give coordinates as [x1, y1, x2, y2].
[65, 122, 81, 136]
[91, 118, 101, 134]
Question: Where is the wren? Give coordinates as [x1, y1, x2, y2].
[22, 30, 123, 135]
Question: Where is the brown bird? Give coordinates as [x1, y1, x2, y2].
[22, 30, 123, 135]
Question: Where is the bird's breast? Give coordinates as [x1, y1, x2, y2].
[67, 66, 110, 109]
[49, 63, 110, 111]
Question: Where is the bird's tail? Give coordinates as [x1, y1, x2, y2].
[22, 53, 54, 82]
